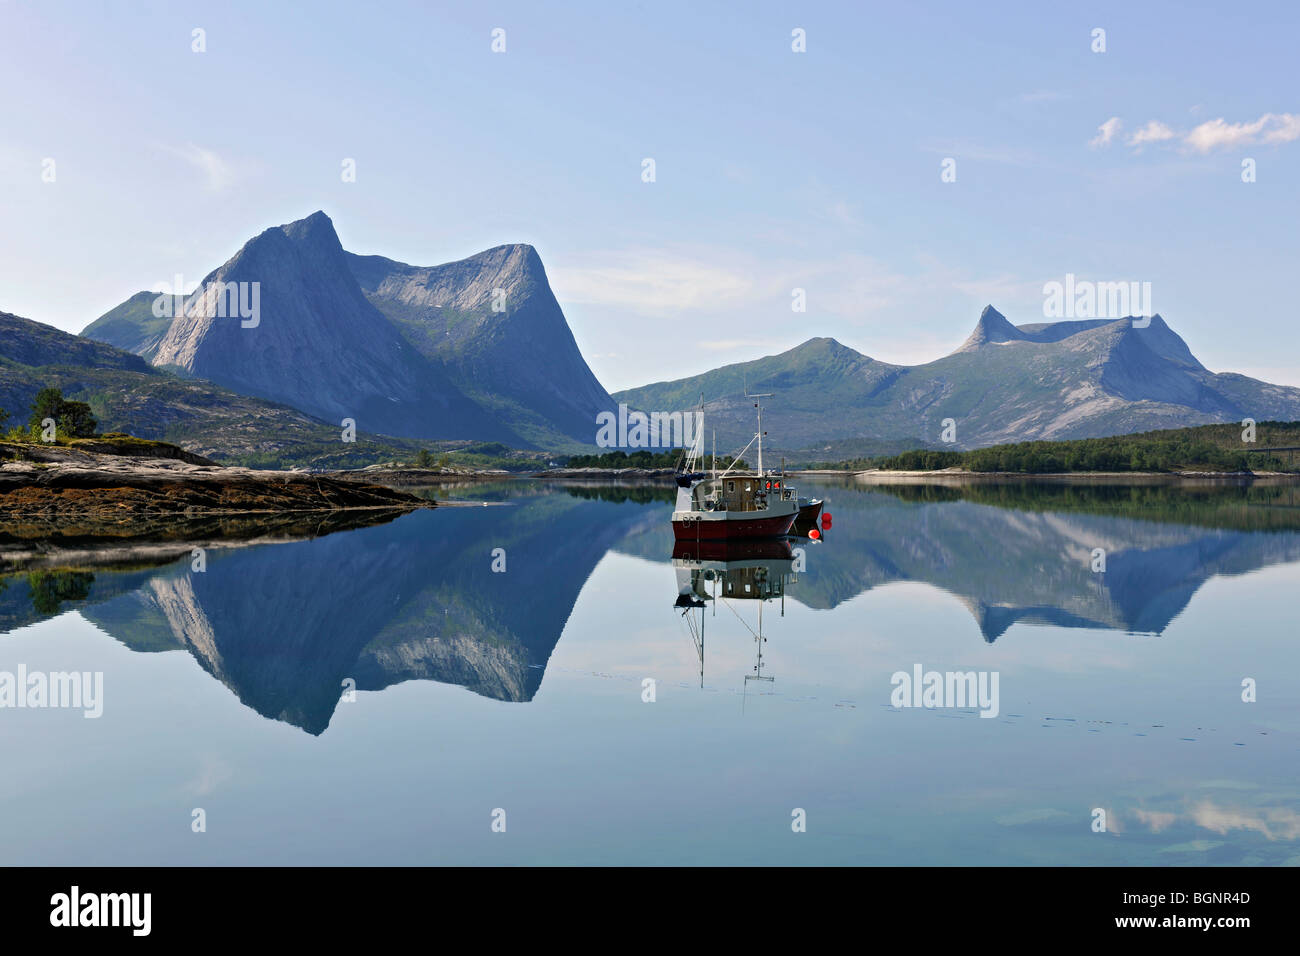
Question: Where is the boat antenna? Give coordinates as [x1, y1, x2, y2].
[745, 382, 773, 477]
[742, 374, 773, 476]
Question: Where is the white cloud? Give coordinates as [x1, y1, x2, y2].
[551, 248, 906, 319]
[1127, 120, 1176, 148]
[1101, 112, 1300, 155]
[1090, 117, 1123, 148]
[159, 143, 234, 191]
[1185, 112, 1300, 152]
[552, 251, 759, 312]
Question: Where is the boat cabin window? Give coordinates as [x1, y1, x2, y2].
[727, 481, 735, 492]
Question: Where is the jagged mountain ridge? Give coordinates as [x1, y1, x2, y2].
[346, 243, 612, 448]
[146, 212, 508, 443]
[614, 306, 1300, 453]
[85, 212, 614, 449]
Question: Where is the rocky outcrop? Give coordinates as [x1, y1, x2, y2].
[0, 440, 432, 530]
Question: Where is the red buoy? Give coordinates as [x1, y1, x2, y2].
[808, 528, 821, 540]
[821, 512, 833, 526]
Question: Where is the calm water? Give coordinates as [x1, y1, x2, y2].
[2, 479, 1299, 865]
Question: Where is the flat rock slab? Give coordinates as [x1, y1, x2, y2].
[0, 442, 433, 520]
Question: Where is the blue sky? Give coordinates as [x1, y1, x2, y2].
[2, 0, 1297, 390]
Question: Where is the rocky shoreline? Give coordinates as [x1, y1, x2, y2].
[0, 440, 434, 532]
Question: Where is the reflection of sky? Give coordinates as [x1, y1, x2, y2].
[1, 486, 1298, 865]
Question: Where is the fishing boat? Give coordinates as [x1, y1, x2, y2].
[672, 399, 798, 540]
[795, 494, 824, 523]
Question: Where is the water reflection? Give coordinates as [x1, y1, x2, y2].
[623, 479, 1300, 639]
[673, 539, 794, 689]
[3, 478, 1300, 733]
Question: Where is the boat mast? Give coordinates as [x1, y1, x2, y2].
[744, 376, 773, 477]
[751, 392, 772, 476]
[685, 393, 704, 473]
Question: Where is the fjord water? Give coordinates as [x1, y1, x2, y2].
[2, 480, 1298, 865]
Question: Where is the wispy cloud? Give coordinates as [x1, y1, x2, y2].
[1128, 120, 1177, 148]
[791, 178, 867, 230]
[551, 248, 906, 319]
[552, 250, 760, 312]
[1090, 117, 1122, 148]
[1092, 112, 1300, 154]
[1185, 113, 1300, 152]
[159, 143, 235, 191]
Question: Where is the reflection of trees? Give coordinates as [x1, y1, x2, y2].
[869, 481, 1300, 532]
[563, 484, 676, 505]
[27, 570, 95, 615]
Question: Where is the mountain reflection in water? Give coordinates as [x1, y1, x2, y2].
[2, 479, 1299, 734]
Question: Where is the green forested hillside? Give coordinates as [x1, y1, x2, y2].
[859, 421, 1300, 473]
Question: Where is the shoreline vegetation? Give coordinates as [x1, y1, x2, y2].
[846, 469, 1300, 483]
[865, 481, 1300, 534]
[3, 398, 1299, 532]
[809, 421, 1300, 476]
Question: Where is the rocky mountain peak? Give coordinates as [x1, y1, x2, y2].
[958, 305, 1027, 351]
[277, 209, 344, 253]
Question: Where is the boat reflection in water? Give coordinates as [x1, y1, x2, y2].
[672, 539, 801, 693]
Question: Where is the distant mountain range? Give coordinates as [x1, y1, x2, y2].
[615, 306, 1300, 456]
[84, 211, 613, 451]
[1, 210, 1296, 465]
